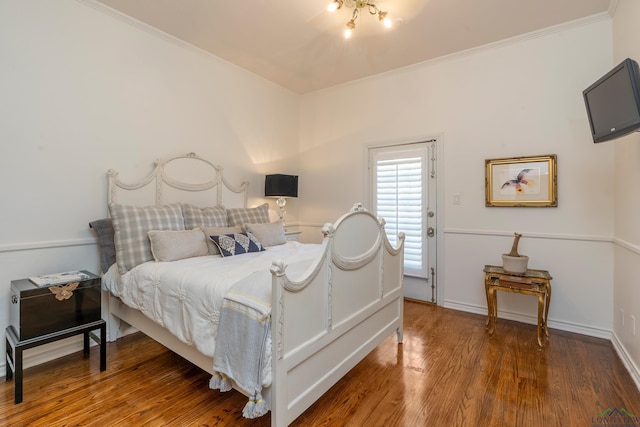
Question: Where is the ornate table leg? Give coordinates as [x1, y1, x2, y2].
[544, 282, 551, 337]
[485, 277, 492, 328]
[487, 286, 497, 335]
[537, 293, 545, 348]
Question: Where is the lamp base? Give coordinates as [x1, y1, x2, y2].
[276, 197, 287, 227]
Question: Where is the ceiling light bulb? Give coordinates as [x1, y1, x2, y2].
[377, 11, 388, 23]
[377, 11, 392, 28]
[327, 1, 339, 12]
[344, 20, 355, 38]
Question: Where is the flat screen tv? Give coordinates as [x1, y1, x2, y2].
[583, 58, 640, 143]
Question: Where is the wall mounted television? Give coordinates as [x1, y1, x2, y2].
[583, 58, 640, 143]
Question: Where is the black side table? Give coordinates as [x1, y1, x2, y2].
[5, 321, 106, 403]
[5, 271, 107, 403]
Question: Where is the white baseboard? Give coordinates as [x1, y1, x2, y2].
[445, 299, 640, 393]
[444, 299, 612, 339]
[611, 331, 640, 392]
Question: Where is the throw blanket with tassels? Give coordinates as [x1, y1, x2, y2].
[210, 269, 272, 418]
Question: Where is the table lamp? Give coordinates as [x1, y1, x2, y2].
[265, 174, 298, 227]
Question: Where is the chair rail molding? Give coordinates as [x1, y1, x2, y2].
[444, 228, 612, 244]
[0, 238, 96, 254]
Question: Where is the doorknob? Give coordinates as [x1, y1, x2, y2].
[427, 227, 435, 237]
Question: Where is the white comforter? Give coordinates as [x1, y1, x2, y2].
[102, 241, 321, 384]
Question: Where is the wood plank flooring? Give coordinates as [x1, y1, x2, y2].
[1, 301, 638, 426]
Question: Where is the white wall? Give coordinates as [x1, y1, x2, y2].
[300, 17, 615, 337]
[611, 0, 640, 388]
[0, 0, 299, 365]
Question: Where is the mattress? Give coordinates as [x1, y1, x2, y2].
[102, 241, 322, 381]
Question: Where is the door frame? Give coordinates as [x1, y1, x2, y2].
[363, 133, 445, 304]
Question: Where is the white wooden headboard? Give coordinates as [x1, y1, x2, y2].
[107, 152, 249, 208]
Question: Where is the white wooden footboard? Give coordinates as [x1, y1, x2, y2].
[269, 204, 405, 426]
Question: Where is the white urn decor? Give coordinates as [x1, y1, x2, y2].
[502, 232, 529, 273]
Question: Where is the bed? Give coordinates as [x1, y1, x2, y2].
[93, 152, 405, 426]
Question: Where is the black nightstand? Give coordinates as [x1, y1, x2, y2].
[5, 271, 106, 403]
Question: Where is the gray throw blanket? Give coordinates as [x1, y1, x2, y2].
[209, 270, 271, 418]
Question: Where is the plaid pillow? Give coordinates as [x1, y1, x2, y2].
[109, 203, 185, 274]
[181, 204, 227, 229]
[227, 203, 270, 227]
[209, 232, 265, 257]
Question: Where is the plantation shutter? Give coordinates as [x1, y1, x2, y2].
[372, 146, 427, 278]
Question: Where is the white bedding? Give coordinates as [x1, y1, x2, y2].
[102, 241, 322, 386]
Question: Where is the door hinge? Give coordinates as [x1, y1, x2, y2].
[430, 267, 436, 303]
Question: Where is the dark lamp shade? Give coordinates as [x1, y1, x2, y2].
[265, 174, 298, 198]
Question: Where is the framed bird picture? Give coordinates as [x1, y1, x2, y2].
[485, 154, 557, 207]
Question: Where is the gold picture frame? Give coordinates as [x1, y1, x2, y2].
[485, 154, 557, 207]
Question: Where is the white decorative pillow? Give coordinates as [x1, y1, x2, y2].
[109, 203, 185, 274]
[148, 229, 209, 262]
[227, 203, 270, 227]
[201, 226, 242, 255]
[181, 204, 227, 229]
[245, 221, 287, 247]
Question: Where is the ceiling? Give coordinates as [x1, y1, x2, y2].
[94, 0, 612, 94]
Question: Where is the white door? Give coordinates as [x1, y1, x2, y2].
[369, 139, 438, 302]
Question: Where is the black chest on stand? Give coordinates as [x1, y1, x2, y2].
[10, 272, 101, 340]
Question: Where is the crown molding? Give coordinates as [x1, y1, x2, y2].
[76, 0, 222, 61]
[608, 0, 620, 18]
[75, 0, 291, 93]
[422, 12, 612, 68]
[311, 11, 613, 94]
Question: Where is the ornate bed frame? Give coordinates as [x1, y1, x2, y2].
[105, 153, 405, 426]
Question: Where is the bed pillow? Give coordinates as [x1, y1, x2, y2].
[209, 232, 265, 257]
[109, 203, 185, 274]
[245, 221, 287, 247]
[200, 226, 242, 255]
[227, 203, 270, 227]
[181, 204, 227, 229]
[148, 229, 209, 262]
[89, 218, 116, 273]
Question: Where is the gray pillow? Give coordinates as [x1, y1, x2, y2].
[89, 218, 116, 273]
[227, 203, 270, 227]
[181, 204, 227, 229]
[109, 203, 185, 274]
[201, 226, 242, 255]
[148, 229, 209, 262]
[245, 221, 287, 247]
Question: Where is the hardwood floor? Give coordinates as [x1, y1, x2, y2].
[1, 301, 638, 426]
